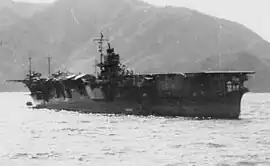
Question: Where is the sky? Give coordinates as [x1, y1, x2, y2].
[14, 0, 270, 41]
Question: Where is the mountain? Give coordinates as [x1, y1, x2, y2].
[0, 0, 50, 17]
[0, 0, 51, 32]
[0, 0, 13, 9]
[1, 0, 270, 92]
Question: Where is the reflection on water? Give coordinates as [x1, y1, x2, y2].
[0, 92, 269, 165]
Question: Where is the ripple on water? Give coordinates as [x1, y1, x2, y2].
[0, 93, 270, 165]
[4, 151, 61, 160]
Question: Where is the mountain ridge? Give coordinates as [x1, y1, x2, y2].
[1, 0, 270, 92]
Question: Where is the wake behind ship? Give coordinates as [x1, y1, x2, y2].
[7, 33, 255, 119]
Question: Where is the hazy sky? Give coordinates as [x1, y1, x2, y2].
[15, 0, 270, 41]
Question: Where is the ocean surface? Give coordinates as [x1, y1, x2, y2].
[0, 92, 270, 166]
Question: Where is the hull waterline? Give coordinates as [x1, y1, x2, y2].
[29, 91, 246, 119]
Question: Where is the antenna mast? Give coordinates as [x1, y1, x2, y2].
[93, 32, 109, 72]
[94, 59, 97, 75]
[217, 53, 220, 69]
[28, 51, 33, 88]
[216, 24, 222, 70]
[47, 55, 51, 76]
[28, 51, 32, 80]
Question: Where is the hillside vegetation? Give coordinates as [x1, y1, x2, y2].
[1, 0, 270, 92]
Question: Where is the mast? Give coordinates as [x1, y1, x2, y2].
[28, 51, 33, 88]
[47, 55, 51, 76]
[216, 24, 222, 70]
[28, 52, 32, 80]
[217, 53, 220, 69]
[94, 59, 97, 75]
[93, 32, 109, 72]
[216, 32, 220, 69]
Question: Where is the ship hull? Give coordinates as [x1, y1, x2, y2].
[30, 92, 244, 119]
[7, 33, 254, 120]
[150, 103, 240, 119]
[26, 72, 251, 119]
[33, 100, 240, 119]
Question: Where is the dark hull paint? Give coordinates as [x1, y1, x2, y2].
[8, 33, 254, 120]
[31, 92, 245, 119]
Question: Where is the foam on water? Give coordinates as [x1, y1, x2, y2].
[0, 92, 269, 166]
